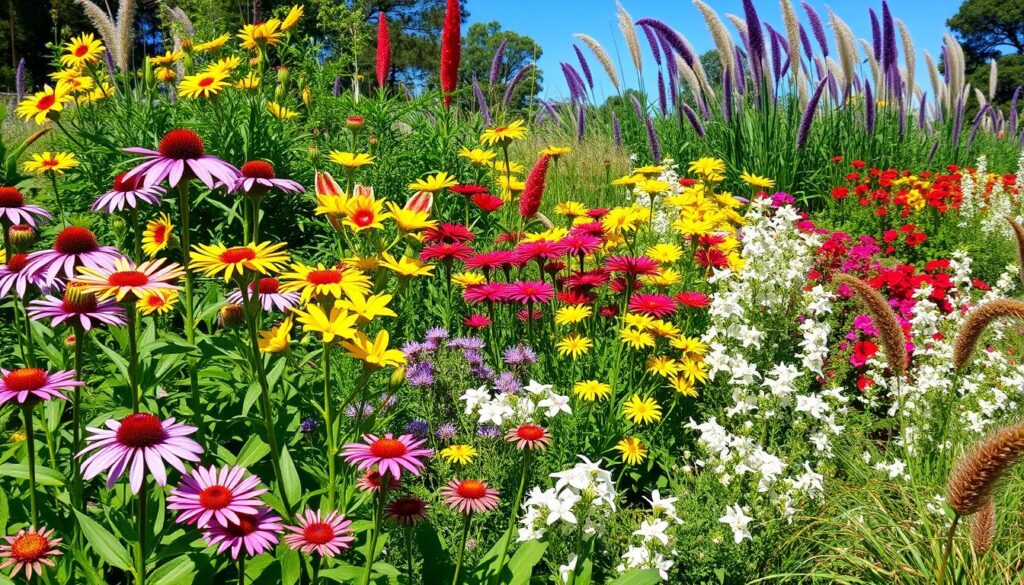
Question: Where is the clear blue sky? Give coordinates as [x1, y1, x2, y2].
[465, 0, 963, 101]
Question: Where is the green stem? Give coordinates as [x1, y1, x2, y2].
[176, 181, 206, 444]
[936, 514, 960, 585]
[23, 405, 37, 526]
[238, 555, 245, 585]
[361, 480, 388, 585]
[323, 341, 337, 510]
[127, 302, 140, 413]
[405, 526, 414, 585]
[137, 479, 147, 585]
[130, 208, 142, 262]
[20, 298, 36, 367]
[451, 513, 473, 585]
[492, 450, 531, 584]
[48, 172, 66, 228]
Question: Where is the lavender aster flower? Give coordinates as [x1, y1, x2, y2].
[300, 418, 318, 434]
[436, 422, 457, 442]
[425, 327, 449, 344]
[470, 364, 495, 381]
[463, 350, 484, 366]
[476, 425, 501, 439]
[406, 361, 435, 388]
[344, 403, 375, 419]
[503, 344, 537, 368]
[494, 371, 520, 394]
[404, 419, 429, 439]
[448, 336, 484, 352]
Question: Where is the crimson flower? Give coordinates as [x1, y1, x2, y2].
[472, 193, 503, 212]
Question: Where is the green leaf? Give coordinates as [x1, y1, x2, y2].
[279, 548, 300, 585]
[416, 521, 453, 583]
[606, 569, 662, 585]
[279, 445, 301, 505]
[96, 342, 132, 384]
[150, 555, 196, 585]
[242, 380, 262, 417]
[73, 509, 133, 571]
[319, 565, 362, 583]
[234, 435, 271, 468]
[506, 539, 548, 585]
[0, 463, 66, 486]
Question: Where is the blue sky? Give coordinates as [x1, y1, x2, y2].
[465, 0, 963, 101]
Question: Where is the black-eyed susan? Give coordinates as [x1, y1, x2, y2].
[328, 151, 374, 170]
[573, 380, 610, 402]
[23, 151, 78, 175]
[555, 333, 592, 359]
[344, 195, 390, 232]
[203, 56, 242, 76]
[620, 327, 655, 350]
[408, 172, 458, 193]
[458, 147, 496, 166]
[340, 330, 406, 369]
[554, 304, 592, 327]
[379, 252, 434, 278]
[480, 119, 526, 146]
[142, 213, 175, 257]
[280, 263, 371, 303]
[16, 84, 72, 124]
[614, 437, 648, 465]
[149, 49, 184, 66]
[439, 444, 477, 465]
[189, 241, 289, 282]
[739, 171, 775, 189]
[76, 257, 185, 302]
[338, 290, 396, 324]
[267, 102, 298, 120]
[622, 394, 662, 425]
[61, 33, 105, 68]
[137, 289, 179, 316]
[178, 71, 230, 99]
[193, 34, 231, 53]
[292, 305, 358, 343]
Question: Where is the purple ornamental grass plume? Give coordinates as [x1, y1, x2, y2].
[869, 9, 882, 60]
[918, 91, 928, 130]
[489, 38, 507, 85]
[333, 76, 341, 97]
[657, 71, 667, 115]
[742, 0, 766, 79]
[656, 32, 678, 91]
[561, 63, 586, 104]
[573, 45, 594, 90]
[639, 23, 662, 66]
[540, 98, 559, 122]
[768, 25, 782, 84]
[630, 94, 645, 121]
[734, 48, 746, 94]
[635, 18, 695, 67]
[1018, 127, 1024, 148]
[1010, 86, 1021, 135]
[104, 50, 115, 79]
[826, 70, 839, 102]
[865, 80, 876, 134]
[576, 106, 586, 141]
[14, 58, 24, 102]
[881, 1, 897, 73]
[968, 104, 990, 148]
[612, 112, 622, 149]
[680, 102, 706, 138]
[797, 77, 828, 149]
[504, 64, 535, 108]
[898, 98, 907, 138]
[799, 25, 814, 65]
[723, 72, 734, 122]
[645, 113, 662, 161]
[941, 44, 951, 84]
[534, 105, 548, 126]
[952, 95, 966, 148]
[801, 2, 828, 57]
[472, 77, 492, 125]
[928, 140, 940, 164]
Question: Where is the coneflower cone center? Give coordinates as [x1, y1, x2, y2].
[241, 161, 275, 179]
[516, 425, 545, 441]
[254, 277, 279, 293]
[113, 172, 143, 192]
[224, 514, 258, 536]
[219, 247, 256, 264]
[0, 187, 25, 207]
[6, 253, 28, 272]
[158, 129, 206, 160]
[10, 534, 48, 561]
[108, 271, 150, 288]
[302, 522, 335, 544]
[55, 227, 99, 254]
[116, 413, 167, 448]
[389, 498, 424, 517]
[369, 438, 407, 458]
[198, 485, 234, 509]
[456, 480, 487, 499]
[3, 368, 47, 392]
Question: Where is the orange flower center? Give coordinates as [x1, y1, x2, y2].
[306, 270, 342, 285]
[219, 247, 256, 264]
[515, 425, 545, 441]
[3, 368, 47, 392]
[302, 522, 336, 545]
[456, 480, 487, 499]
[198, 485, 234, 509]
[74, 44, 90, 57]
[369, 438, 407, 458]
[54, 226, 99, 254]
[115, 413, 166, 448]
[0, 186, 25, 207]
[10, 533, 49, 562]
[241, 160, 275, 179]
[255, 277, 279, 293]
[108, 271, 150, 288]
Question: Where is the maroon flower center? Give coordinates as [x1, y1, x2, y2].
[369, 438, 407, 458]
[389, 497, 425, 517]
[219, 247, 256, 264]
[456, 480, 487, 499]
[158, 129, 206, 160]
[241, 161, 275, 179]
[10, 533, 48, 562]
[74, 44, 90, 57]
[113, 172, 143, 192]
[0, 186, 25, 207]
[55, 227, 99, 255]
[6, 253, 28, 273]
[224, 514, 259, 536]
[108, 271, 150, 288]
[63, 283, 98, 313]
[116, 413, 166, 448]
[254, 277, 279, 293]
[3, 368, 47, 392]
[515, 425, 545, 441]
[302, 522, 336, 545]
[198, 485, 234, 510]
[36, 94, 55, 111]
[307, 270, 342, 285]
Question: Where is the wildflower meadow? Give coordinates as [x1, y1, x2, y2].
[3, 0, 1024, 583]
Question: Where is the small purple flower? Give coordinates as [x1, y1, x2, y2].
[494, 372, 520, 394]
[379, 393, 398, 411]
[406, 361, 435, 388]
[476, 425, 501, 439]
[463, 350, 484, 366]
[503, 344, 537, 368]
[425, 327, 449, 344]
[344, 403, 375, 418]
[92, 172, 165, 213]
[404, 419, 429, 439]
[448, 336, 485, 351]
[470, 364, 495, 381]
[300, 418, 318, 434]
[435, 422, 457, 442]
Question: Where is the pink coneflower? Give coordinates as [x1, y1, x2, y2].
[228, 161, 304, 197]
[28, 281, 127, 330]
[75, 256, 184, 302]
[0, 526, 62, 579]
[420, 243, 473, 263]
[167, 465, 268, 528]
[514, 240, 566, 263]
[504, 424, 551, 450]
[0, 253, 46, 298]
[564, 270, 609, 292]
[227, 277, 299, 312]
[91, 172, 165, 213]
[355, 469, 402, 493]
[604, 255, 659, 277]
[675, 291, 709, 308]
[464, 314, 491, 328]
[385, 496, 429, 526]
[0, 187, 50, 227]
[507, 281, 554, 304]
[464, 283, 512, 304]
[628, 293, 677, 318]
[23, 226, 121, 285]
[0, 368, 80, 406]
[465, 251, 519, 273]
[424, 223, 475, 244]
[559, 234, 602, 258]
[283, 509, 354, 557]
[341, 433, 432, 479]
[123, 129, 240, 189]
[78, 413, 203, 493]
[471, 193, 503, 212]
[203, 507, 283, 559]
[441, 479, 500, 514]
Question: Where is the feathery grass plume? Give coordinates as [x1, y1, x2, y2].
[612, 112, 622, 149]
[574, 34, 620, 91]
[616, 1, 642, 73]
[780, 0, 802, 85]
[834, 273, 906, 377]
[576, 106, 586, 141]
[859, 38, 883, 95]
[639, 23, 662, 67]
[945, 34, 965, 111]
[645, 113, 662, 161]
[489, 38, 507, 85]
[918, 91, 928, 129]
[953, 299, 1024, 369]
[473, 77, 492, 125]
[1010, 86, 1021, 135]
[657, 70, 667, 115]
[970, 498, 996, 556]
[796, 77, 827, 149]
[868, 8, 882, 58]
[562, 63, 587, 104]
[896, 19, 915, 102]
[520, 155, 551, 218]
[503, 63, 534, 108]
[74, 0, 133, 71]
[925, 51, 944, 113]
[14, 58, 24, 102]
[678, 57, 706, 114]
[829, 11, 857, 94]
[742, 0, 766, 82]
[678, 33, 714, 97]
[865, 80, 876, 133]
[377, 12, 391, 88]
[826, 58, 845, 94]
[573, 45, 595, 90]
[693, 0, 735, 79]
[801, 2, 828, 57]
[952, 92, 966, 148]
[440, 0, 461, 109]
[722, 71, 734, 121]
[636, 18, 697, 69]
[947, 423, 1024, 516]
[680, 102, 706, 138]
[975, 87, 988, 109]
[881, 1, 897, 76]
[989, 60, 998, 101]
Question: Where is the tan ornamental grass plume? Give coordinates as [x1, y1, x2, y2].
[970, 498, 996, 556]
[944, 33, 965, 109]
[779, 0, 802, 85]
[924, 51, 945, 112]
[834, 273, 906, 377]
[1008, 217, 1024, 290]
[693, 0, 735, 79]
[896, 19, 916, 101]
[829, 11, 858, 94]
[859, 39, 883, 95]
[725, 13, 748, 41]
[676, 56, 706, 109]
[952, 299, 1024, 369]
[73, 0, 135, 71]
[989, 59, 998, 101]
[616, 1, 642, 74]
[574, 33, 621, 91]
[947, 424, 1024, 516]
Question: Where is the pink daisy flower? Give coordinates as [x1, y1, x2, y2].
[283, 509, 354, 557]
[559, 234, 602, 257]
[341, 433, 432, 480]
[465, 250, 519, 273]
[91, 172, 165, 213]
[167, 465, 268, 528]
[507, 281, 554, 304]
[463, 314, 491, 329]
[0, 526, 62, 579]
[385, 496, 429, 526]
[78, 413, 203, 493]
[569, 221, 606, 238]
[604, 255, 659, 277]
[675, 291, 710, 308]
[423, 223, 475, 244]
[27, 281, 127, 331]
[227, 161, 304, 197]
[23, 227, 121, 285]
[0, 187, 50, 227]
[122, 129, 240, 189]
[0, 368, 80, 406]
[514, 240, 566, 263]
[504, 424, 552, 450]
[628, 293, 677, 318]
[0, 253, 47, 298]
[226, 278, 300, 313]
[441, 479, 500, 514]
[203, 507, 283, 559]
[355, 469, 402, 493]
[463, 283, 512, 304]
[420, 242, 474, 263]
[563, 270, 609, 292]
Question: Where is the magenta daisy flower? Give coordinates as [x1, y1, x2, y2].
[507, 281, 554, 304]
[423, 223, 475, 244]
[355, 469, 402, 493]
[559, 234, 602, 258]
[441, 479, 500, 514]
[0, 253, 47, 298]
[463, 283, 512, 304]
[464, 314, 491, 329]
[0, 187, 50, 227]
[420, 242, 474, 263]
[23, 226, 121, 285]
[167, 465, 268, 528]
[228, 161, 304, 197]
[226, 278, 299, 313]
[122, 129, 240, 189]
[0, 368, 80, 406]
[514, 240, 567, 263]
[203, 507, 283, 559]
[628, 293, 677, 318]
[91, 172, 166, 213]
[563, 270, 609, 292]
[385, 496, 429, 526]
[0, 526, 62, 579]
[283, 509, 354, 557]
[569, 221, 606, 238]
[675, 291, 710, 308]
[604, 255, 659, 277]
[504, 424, 552, 450]
[78, 413, 203, 493]
[27, 281, 127, 330]
[341, 433, 432, 479]
[465, 250, 520, 274]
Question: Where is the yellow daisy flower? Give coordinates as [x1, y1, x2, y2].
[688, 157, 726, 180]
[338, 291, 397, 324]
[556, 333, 592, 359]
[539, 145, 571, 159]
[235, 73, 261, 90]
[344, 195, 391, 232]
[281, 4, 304, 30]
[622, 394, 662, 425]
[380, 252, 435, 278]
[328, 151, 374, 169]
[667, 375, 698, 397]
[614, 437, 648, 465]
[17, 84, 72, 124]
[573, 380, 611, 402]
[480, 119, 527, 146]
[633, 164, 666, 177]
[340, 330, 406, 369]
[149, 49, 184, 66]
[178, 71, 230, 99]
[258, 316, 293, 353]
[193, 34, 232, 53]
[142, 213, 175, 257]
[408, 172, 458, 192]
[293, 304, 358, 343]
[384, 202, 437, 232]
[203, 56, 242, 76]
[739, 171, 775, 189]
[452, 271, 486, 287]
[679, 358, 709, 385]
[439, 444, 477, 465]
[137, 290, 179, 316]
[189, 241, 290, 282]
[492, 160, 524, 175]
[646, 243, 683, 264]
[238, 19, 284, 50]
[620, 327, 655, 350]
[155, 67, 177, 83]
[267, 102, 298, 120]
[555, 304, 592, 326]
[554, 201, 588, 217]
[458, 147, 496, 165]
[280, 263, 371, 303]
[23, 151, 78, 175]
[61, 33, 105, 68]
[646, 356, 681, 378]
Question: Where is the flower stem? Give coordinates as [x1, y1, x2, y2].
[323, 341, 337, 510]
[137, 478, 147, 585]
[48, 169, 66, 228]
[237, 555, 246, 585]
[936, 513, 960, 585]
[126, 302, 140, 412]
[23, 405, 37, 526]
[72, 327, 86, 521]
[492, 450, 530, 584]
[130, 208, 142, 262]
[361, 480, 388, 585]
[451, 513, 473, 585]
[405, 526, 415, 585]
[176, 181, 206, 444]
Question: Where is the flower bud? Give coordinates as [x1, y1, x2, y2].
[346, 116, 365, 129]
[406, 190, 433, 213]
[389, 366, 406, 391]
[219, 304, 245, 329]
[111, 216, 127, 234]
[143, 57, 155, 89]
[277, 66, 290, 87]
[8, 224, 35, 250]
[301, 86, 312, 110]
[274, 84, 285, 103]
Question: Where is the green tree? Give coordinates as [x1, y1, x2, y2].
[948, 0, 1024, 62]
[459, 21, 542, 111]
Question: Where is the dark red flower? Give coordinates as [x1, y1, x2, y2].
[376, 12, 391, 88]
[471, 193, 504, 212]
[519, 155, 550, 218]
[440, 0, 461, 108]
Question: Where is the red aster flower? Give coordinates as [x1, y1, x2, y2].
[694, 248, 729, 269]
[674, 291, 709, 308]
[507, 281, 554, 304]
[515, 239, 566, 263]
[450, 184, 489, 196]
[599, 305, 619, 318]
[516, 308, 543, 320]
[557, 290, 595, 305]
[494, 232, 524, 245]
[628, 293, 676, 317]
[604, 255, 659, 276]
[423, 223, 475, 244]
[471, 193, 504, 212]
[563, 270, 609, 291]
[610, 277, 644, 294]
[586, 208, 609, 219]
[420, 242, 474, 263]
[464, 314, 491, 328]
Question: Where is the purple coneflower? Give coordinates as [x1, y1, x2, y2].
[0, 526, 62, 579]
[0, 187, 50, 227]
[23, 226, 120, 285]
[203, 507, 283, 559]
[28, 281, 127, 330]
[284, 509, 354, 557]
[78, 413, 203, 493]
[385, 496, 429, 526]
[228, 161, 304, 197]
[442, 479, 500, 514]
[167, 465, 267, 528]
[0, 368, 80, 406]
[227, 277, 299, 313]
[0, 253, 46, 298]
[505, 424, 552, 450]
[355, 469, 401, 493]
[341, 433, 432, 479]
[91, 172, 165, 213]
[123, 129, 240, 189]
